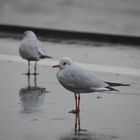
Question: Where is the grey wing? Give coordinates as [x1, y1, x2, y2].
[58, 66, 108, 91]
[35, 40, 52, 59]
[36, 40, 52, 59]
[36, 40, 46, 56]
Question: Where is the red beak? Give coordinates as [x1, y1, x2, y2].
[52, 64, 60, 68]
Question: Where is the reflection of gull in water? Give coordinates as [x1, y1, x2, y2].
[74, 113, 87, 133]
[59, 113, 119, 140]
[19, 75, 48, 113]
[59, 132, 118, 140]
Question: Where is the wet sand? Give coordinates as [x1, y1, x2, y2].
[0, 38, 140, 140]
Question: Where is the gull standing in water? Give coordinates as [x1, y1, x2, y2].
[19, 30, 52, 75]
[53, 57, 129, 114]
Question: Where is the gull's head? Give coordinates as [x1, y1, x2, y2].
[23, 30, 37, 39]
[52, 57, 73, 70]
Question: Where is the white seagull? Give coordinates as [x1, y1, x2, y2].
[19, 30, 52, 75]
[53, 57, 129, 114]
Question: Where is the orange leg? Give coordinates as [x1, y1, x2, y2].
[69, 93, 80, 114]
[77, 94, 80, 112]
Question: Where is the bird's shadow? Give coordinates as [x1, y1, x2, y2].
[19, 74, 48, 113]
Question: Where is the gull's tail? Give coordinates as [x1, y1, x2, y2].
[105, 81, 130, 87]
[40, 55, 52, 59]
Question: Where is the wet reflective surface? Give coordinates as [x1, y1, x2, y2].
[0, 38, 140, 140]
[60, 113, 119, 140]
[19, 75, 48, 113]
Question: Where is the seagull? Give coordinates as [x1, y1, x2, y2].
[52, 57, 129, 114]
[19, 30, 52, 75]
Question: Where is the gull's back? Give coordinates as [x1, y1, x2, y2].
[19, 31, 46, 61]
[57, 64, 109, 93]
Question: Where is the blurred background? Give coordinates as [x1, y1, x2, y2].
[0, 0, 140, 36]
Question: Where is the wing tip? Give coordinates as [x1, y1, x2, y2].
[105, 81, 130, 87]
[40, 55, 52, 59]
[106, 86, 119, 92]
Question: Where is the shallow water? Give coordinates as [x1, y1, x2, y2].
[0, 0, 140, 35]
[0, 38, 140, 140]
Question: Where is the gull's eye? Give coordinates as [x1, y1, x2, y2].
[63, 62, 67, 65]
